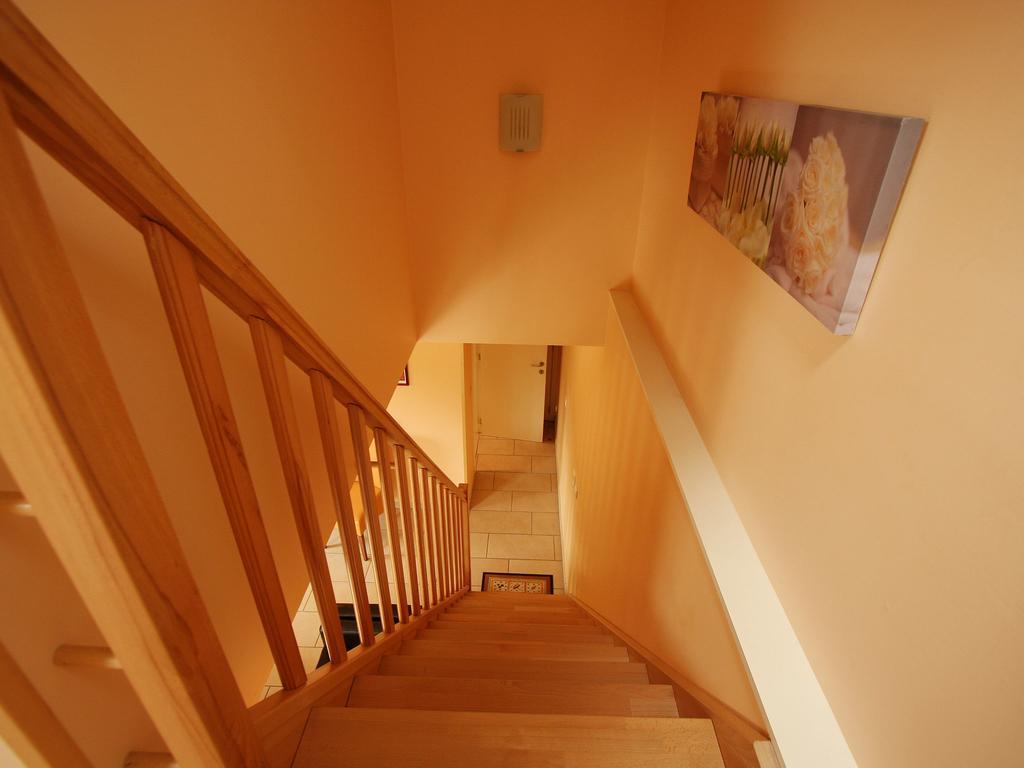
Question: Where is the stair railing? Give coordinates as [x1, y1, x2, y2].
[0, 1, 470, 765]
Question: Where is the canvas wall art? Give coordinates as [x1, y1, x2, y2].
[688, 92, 924, 334]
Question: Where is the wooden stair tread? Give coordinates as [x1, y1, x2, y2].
[400, 638, 629, 662]
[449, 603, 584, 614]
[377, 654, 651, 683]
[440, 610, 594, 625]
[293, 708, 724, 767]
[348, 675, 679, 717]
[459, 592, 573, 602]
[431, 617, 606, 635]
[416, 627, 615, 645]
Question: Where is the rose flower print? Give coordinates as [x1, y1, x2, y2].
[779, 132, 850, 296]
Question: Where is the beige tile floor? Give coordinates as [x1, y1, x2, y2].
[264, 435, 563, 698]
[263, 526, 411, 700]
[470, 437, 564, 594]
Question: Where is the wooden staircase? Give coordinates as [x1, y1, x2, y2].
[291, 591, 725, 767]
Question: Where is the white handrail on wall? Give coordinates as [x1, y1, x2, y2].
[609, 289, 857, 768]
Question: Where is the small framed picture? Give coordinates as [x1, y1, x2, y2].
[397, 365, 410, 386]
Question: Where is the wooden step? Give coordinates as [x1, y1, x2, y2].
[449, 602, 583, 614]
[458, 592, 573, 604]
[441, 610, 594, 625]
[417, 627, 614, 645]
[378, 654, 650, 684]
[431, 617, 605, 636]
[399, 638, 629, 662]
[348, 675, 679, 717]
[293, 708, 724, 767]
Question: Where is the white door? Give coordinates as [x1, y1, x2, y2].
[476, 344, 547, 442]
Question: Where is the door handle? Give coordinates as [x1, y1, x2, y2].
[531, 362, 544, 367]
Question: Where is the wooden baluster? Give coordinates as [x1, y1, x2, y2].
[442, 488, 454, 594]
[446, 489, 456, 594]
[372, 429, 409, 624]
[454, 489, 465, 588]
[421, 468, 440, 605]
[347, 406, 395, 634]
[0, 94, 260, 765]
[144, 220, 306, 688]
[462, 492, 471, 586]
[453, 490, 463, 588]
[394, 446, 422, 616]
[249, 318, 346, 662]
[454, 489, 463, 588]
[410, 460, 432, 608]
[309, 371, 374, 647]
[431, 477, 448, 598]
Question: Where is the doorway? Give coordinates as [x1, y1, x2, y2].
[475, 344, 561, 443]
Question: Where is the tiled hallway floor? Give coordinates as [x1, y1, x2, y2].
[469, 436, 564, 593]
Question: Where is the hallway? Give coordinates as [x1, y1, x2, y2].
[469, 437, 565, 593]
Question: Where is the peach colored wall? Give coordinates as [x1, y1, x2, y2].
[555, 317, 764, 728]
[387, 341, 467, 485]
[390, 0, 667, 345]
[13, 0, 415, 705]
[16, 0, 416, 400]
[631, 1, 1024, 766]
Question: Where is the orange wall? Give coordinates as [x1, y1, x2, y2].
[631, 0, 1024, 766]
[391, 0, 667, 345]
[16, 0, 416, 400]
[556, 318, 764, 728]
[14, 0, 415, 705]
[387, 341, 467, 484]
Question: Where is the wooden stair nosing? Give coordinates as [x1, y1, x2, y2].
[399, 638, 629, 662]
[416, 628, 615, 645]
[347, 674, 680, 717]
[448, 604, 584, 615]
[430, 617, 606, 635]
[440, 610, 594, 625]
[377, 654, 651, 684]
[458, 593, 573, 602]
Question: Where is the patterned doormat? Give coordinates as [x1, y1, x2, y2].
[481, 572, 553, 594]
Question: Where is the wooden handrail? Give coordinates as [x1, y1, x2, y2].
[0, 0, 464, 495]
[0, 2, 474, 764]
[0, 87, 261, 766]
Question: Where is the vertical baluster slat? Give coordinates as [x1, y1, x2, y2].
[249, 318, 346, 663]
[347, 406, 395, 634]
[443, 488, 455, 593]
[394, 446, 422, 616]
[462, 493, 471, 586]
[422, 469, 440, 604]
[144, 221, 306, 688]
[309, 371, 374, 647]
[372, 429, 409, 624]
[454, 489, 466, 588]
[432, 477, 449, 597]
[410, 460, 432, 607]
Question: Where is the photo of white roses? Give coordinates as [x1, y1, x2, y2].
[688, 92, 919, 334]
